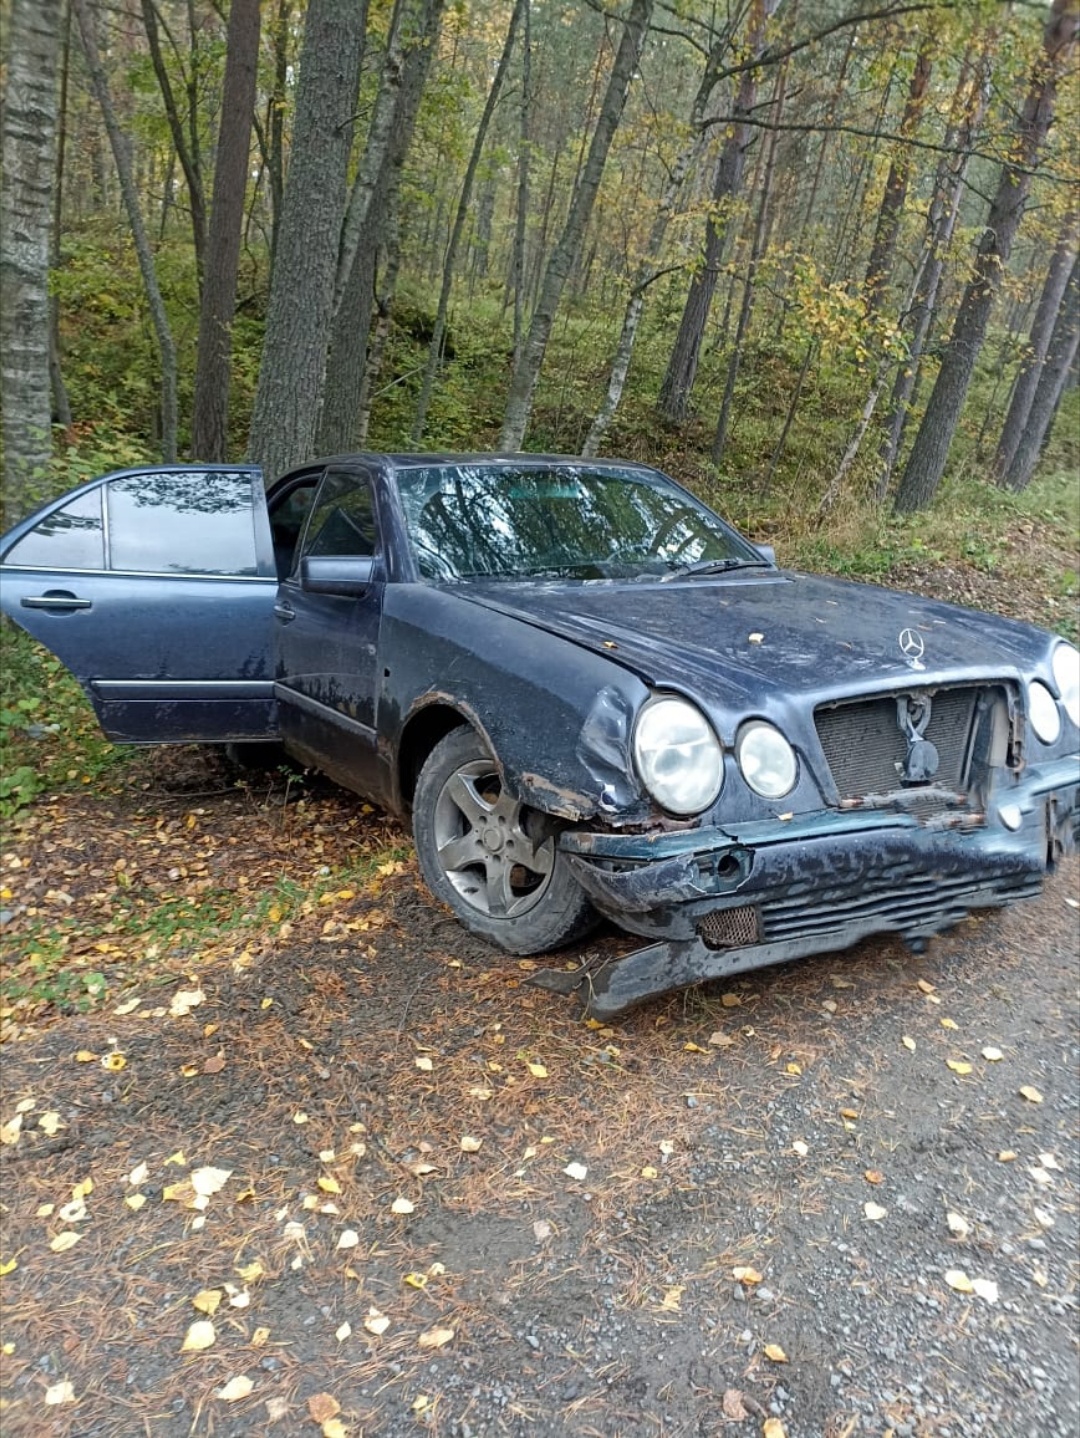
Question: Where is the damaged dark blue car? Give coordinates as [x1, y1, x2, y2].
[2, 454, 1078, 1018]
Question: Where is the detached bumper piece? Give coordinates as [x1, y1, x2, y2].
[531, 755, 1079, 1021]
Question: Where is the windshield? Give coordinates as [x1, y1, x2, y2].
[394, 463, 764, 582]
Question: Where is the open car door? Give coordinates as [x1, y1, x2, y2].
[0, 466, 280, 743]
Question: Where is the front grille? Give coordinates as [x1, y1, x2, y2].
[760, 864, 1041, 945]
[697, 905, 761, 950]
[815, 687, 979, 806]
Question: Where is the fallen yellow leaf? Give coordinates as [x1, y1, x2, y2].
[415, 1056, 433, 1072]
[364, 1307, 391, 1336]
[527, 1062, 548, 1078]
[391, 1196, 415, 1215]
[764, 1343, 788, 1363]
[902, 1035, 916, 1052]
[0, 1257, 17, 1277]
[38, 1112, 63, 1137]
[1019, 1085, 1044, 1103]
[864, 1202, 887, 1222]
[418, 1325, 455, 1349]
[721, 993, 742, 1007]
[74, 1050, 98, 1063]
[763, 1419, 787, 1438]
[641, 1165, 658, 1179]
[944, 1269, 974, 1294]
[318, 1175, 342, 1194]
[403, 1271, 428, 1289]
[180, 1319, 216, 1352]
[460, 1136, 482, 1153]
[192, 1289, 222, 1316]
[946, 1060, 973, 1075]
[940, 1017, 959, 1030]
[981, 1046, 1004, 1062]
[660, 1285, 684, 1311]
[251, 1327, 270, 1346]
[732, 1266, 762, 1285]
[307, 1393, 341, 1424]
[191, 1166, 232, 1198]
[216, 1374, 254, 1402]
[335, 1321, 351, 1341]
[44, 1380, 76, 1406]
[916, 979, 936, 994]
[236, 1260, 264, 1283]
[48, 1232, 81, 1253]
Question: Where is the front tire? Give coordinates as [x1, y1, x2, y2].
[412, 727, 597, 955]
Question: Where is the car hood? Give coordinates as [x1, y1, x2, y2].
[458, 571, 1049, 714]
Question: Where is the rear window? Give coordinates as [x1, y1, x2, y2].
[107, 472, 259, 575]
[3, 490, 105, 570]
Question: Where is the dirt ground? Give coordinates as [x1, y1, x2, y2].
[1, 736, 1078, 1438]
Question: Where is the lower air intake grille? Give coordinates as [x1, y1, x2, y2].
[697, 906, 761, 950]
[815, 687, 979, 805]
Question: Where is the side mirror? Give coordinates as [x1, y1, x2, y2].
[754, 543, 777, 566]
[300, 554, 374, 597]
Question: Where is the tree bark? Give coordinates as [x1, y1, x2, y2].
[191, 0, 260, 462]
[140, 0, 206, 287]
[317, 0, 444, 455]
[510, 0, 533, 365]
[712, 60, 786, 468]
[247, 0, 366, 483]
[1001, 254, 1079, 492]
[1, 0, 62, 521]
[877, 41, 991, 493]
[411, 0, 524, 445]
[49, 0, 73, 432]
[991, 217, 1078, 481]
[498, 0, 654, 453]
[894, 0, 1078, 515]
[657, 0, 778, 425]
[73, 0, 178, 463]
[863, 34, 933, 317]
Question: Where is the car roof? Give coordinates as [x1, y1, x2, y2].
[304, 452, 662, 476]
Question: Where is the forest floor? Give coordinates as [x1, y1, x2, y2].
[0, 550, 1078, 1438]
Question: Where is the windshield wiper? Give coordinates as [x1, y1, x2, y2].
[660, 557, 770, 582]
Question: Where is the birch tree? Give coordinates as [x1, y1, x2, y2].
[1, 0, 62, 520]
[498, 0, 655, 453]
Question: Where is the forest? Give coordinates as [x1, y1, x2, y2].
[1, 0, 1078, 545]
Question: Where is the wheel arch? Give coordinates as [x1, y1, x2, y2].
[396, 698, 491, 811]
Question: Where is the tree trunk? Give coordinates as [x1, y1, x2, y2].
[863, 34, 933, 317]
[657, 0, 777, 425]
[317, 0, 444, 455]
[498, 0, 654, 453]
[712, 60, 786, 468]
[1, 0, 62, 521]
[411, 0, 524, 445]
[510, 0, 532, 365]
[49, 0, 73, 431]
[267, 0, 291, 273]
[246, 0, 366, 483]
[191, 0, 260, 462]
[73, 0, 178, 463]
[1001, 255, 1079, 492]
[894, 0, 1078, 515]
[334, 0, 411, 312]
[991, 218, 1078, 481]
[355, 217, 403, 447]
[140, 0, 206, 288]
[877, 42, 991, 493]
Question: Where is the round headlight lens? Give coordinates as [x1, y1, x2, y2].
[633, 697, 723, 815]
[1051, 642, 1080, 728]
[1027, 681, 1061, 746]
[737, 721, 798, 798]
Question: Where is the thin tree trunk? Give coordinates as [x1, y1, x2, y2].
[191, 0, 260, 462]
[894, 0, 1078, 515]
[317, 0, 443, 455]
[1001, 255, 1080, 492]
[877, 42, 991, 493]
[49, 0, 72, 431]
[499, 0, 654, 453]
[267, 0, 290, 273]
[334, 0, 411, 311]
[411, 0, 523, 445]
[863, 34, 933, 317]
[355, 216, 403, 447]
[1, 0, 62, 520]
[246, 0, 366, 482]
[140, 0, 206, 287]
[73, 0, 177, 462]
[991, 217, 1078, 481]
[510, 0, 532, 365]
[657, 0, 778, 425]
[712, 60, 786, 469]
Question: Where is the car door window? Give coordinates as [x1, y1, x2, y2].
[296, 470, 378, 569]
[2, 489, 105, 569]
[107, 471, 259, 575]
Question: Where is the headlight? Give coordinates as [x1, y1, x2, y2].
[1028, 681, 1061, 745]
[633, 696, 723, 815]
[737, 721, 798, 798]
[1052, 642, 1080, 728]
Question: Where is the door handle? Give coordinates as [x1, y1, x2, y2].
[21, 593, 92, 611]
[273, 601, 296, 622]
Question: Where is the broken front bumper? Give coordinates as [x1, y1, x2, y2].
[538, 755, 1080, 1020]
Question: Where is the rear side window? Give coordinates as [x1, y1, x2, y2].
[299, 470, 377, 564]
[3, 490, 105, 569]
[107, 471, 259, 575]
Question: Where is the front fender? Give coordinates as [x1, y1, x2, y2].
[381, 585, 653, 822]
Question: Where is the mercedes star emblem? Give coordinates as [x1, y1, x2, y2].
[898, 627, 925, 664]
